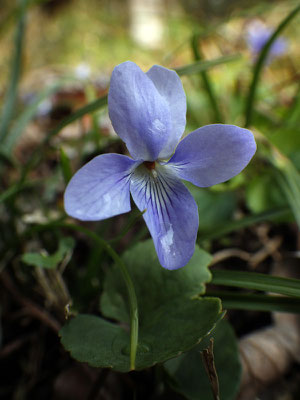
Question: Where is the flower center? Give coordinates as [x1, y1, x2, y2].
[142, 161, 158, 178]
[143, 161, 156, 170]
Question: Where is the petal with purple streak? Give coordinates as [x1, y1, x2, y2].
[130, 163, 199, 270]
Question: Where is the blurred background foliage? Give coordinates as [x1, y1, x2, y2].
[1, 0, 299, 132]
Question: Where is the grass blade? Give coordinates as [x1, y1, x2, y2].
[206, 290, 300, 313]
[199, 207, 290, 242]
[191, 33, 223, 123]
[175, 54, 240, 76]
[19, 95, 108, 183]
[210, 269, 300, 298]
[0, 0, 48, 37]
[0, 0, 28, 142]
[48, 95, 107, 140]
[0, 181, 36, 203]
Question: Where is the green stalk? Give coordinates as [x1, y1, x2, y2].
[191, 34, 223, 123]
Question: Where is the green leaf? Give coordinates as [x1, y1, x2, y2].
[0, 0, 28, 142]
[175, 54, 240, 76]
[22, 236, 75, 269]
[207, 290, 300, 314]
[187, 185, 237, 232]
[60, 315, 130, 371]
[60, 297, 221, 372]
[262, 127, 300, 158]
[60, 240, 222, 372]
[211, 269, 300, 298]
[136, 298, 221, 371]
[100, 240, 213, 323]
[246, 173, 287, 214]
[245, 4, 300, 127]
[165, 319, 241, 400]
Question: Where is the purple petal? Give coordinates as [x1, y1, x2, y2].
[247, 29, 271, 54]
[108, 61, 172, 161]
[246, 21, 287, 60]
[64, 154, 139, 221]
[130, 163, 199, 270]
[168, 124, 256, 187]
[269, 37, 287, 57]
[146, 65, 186, 158]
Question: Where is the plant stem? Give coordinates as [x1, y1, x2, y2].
[26, 221, 139, 370]
[67, 224, 139, 370]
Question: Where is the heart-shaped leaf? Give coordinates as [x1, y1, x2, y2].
[60, 240, 221, 372]
[60, 297, 221, 372]
[101, 240, 212, 324]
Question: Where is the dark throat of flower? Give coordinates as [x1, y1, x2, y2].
[143, 161, 156, 170]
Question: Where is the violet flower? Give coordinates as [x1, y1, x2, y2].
[64, 61, 256, 270]
[246, 20, 287, 61]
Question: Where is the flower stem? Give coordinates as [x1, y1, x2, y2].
[25, 222, 139, 370]
[71, 224, 139, 370]
[119, 262, 139, 370]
